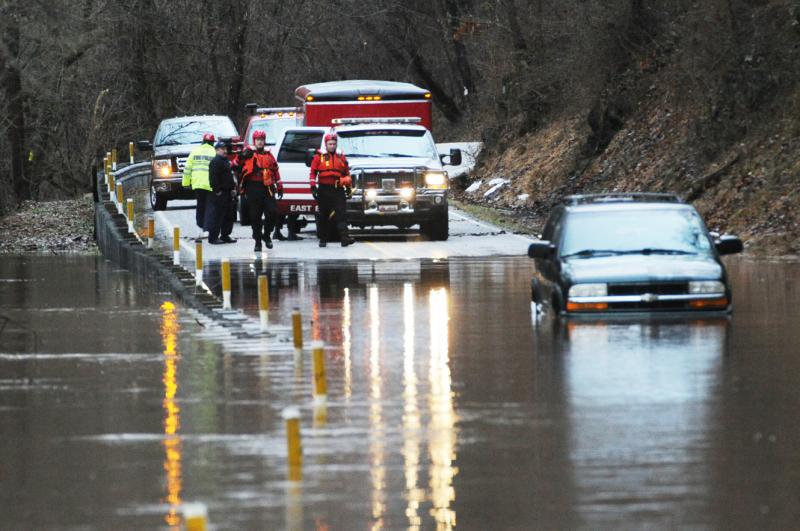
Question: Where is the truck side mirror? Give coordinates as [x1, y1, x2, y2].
[440, 148, 462, 166]
[449, 148, 462, 166]
[528, 241, 555, 259]
[137, 140, 153, 152]
[715, 234, 743, 255]
[245, 102, 258, 115]
[305, 149, 316, 167]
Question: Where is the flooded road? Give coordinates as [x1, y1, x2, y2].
[2, 255, 800, 529]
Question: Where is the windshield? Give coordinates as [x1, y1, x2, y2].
[337, 129, 438, 159]
[560, 208, 714, 257]
[154, 118, 238, 147]
[247, 118, 296, 145]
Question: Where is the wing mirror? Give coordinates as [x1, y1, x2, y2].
[305, 148, 317, 167]
[528, 241, 555, 259]
[715, 234, 743, 255]
[137, 140, 153, 152]
[440, 148, 462, 166]
[245, 102, 258, 115]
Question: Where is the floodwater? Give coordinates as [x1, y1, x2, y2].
[2, 255, 800, 530]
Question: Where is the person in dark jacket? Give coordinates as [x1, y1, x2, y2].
[205, 141, 238, 245]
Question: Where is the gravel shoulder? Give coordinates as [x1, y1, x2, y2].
[0, 197, 96, 254]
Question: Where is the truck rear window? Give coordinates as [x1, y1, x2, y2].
[278, 132, 323, 163]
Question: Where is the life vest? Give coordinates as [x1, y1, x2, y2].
[242, 149, 281, 187]
[309, 150, 349, 186]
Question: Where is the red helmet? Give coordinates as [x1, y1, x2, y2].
[252, 130, 266, 141]
[324, 131, 338, 143]
[202, 132, 215, 143]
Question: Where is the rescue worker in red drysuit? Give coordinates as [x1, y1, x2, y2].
[240, 130, 283, 251]
[309, 131, 354, 247]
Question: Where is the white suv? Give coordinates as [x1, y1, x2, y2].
[274, 119, 461, 240]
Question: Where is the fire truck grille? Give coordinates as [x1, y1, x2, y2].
[360, 171, 416, 190]
[176, 156, 188, 172]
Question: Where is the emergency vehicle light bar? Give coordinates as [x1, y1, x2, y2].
[256, 107, 297, 114]
[331, 117, 422, 125]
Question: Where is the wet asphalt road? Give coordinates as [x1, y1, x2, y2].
[1, 255, 800, 530]
[153, 200, 533, 262]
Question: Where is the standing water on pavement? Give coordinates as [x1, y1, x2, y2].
[2, 255, 800, 529]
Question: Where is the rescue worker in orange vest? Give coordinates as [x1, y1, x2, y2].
[309, 131, 354, 247]
[240, 130, 283, 252]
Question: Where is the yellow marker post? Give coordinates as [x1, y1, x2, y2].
[172, 227, 181, 265]
[128, 141, 134, 164]
[195, 239, 203, 287]
[182, 502, 208, 531]
[111, 148, 117, 171]
[108, 168, 115, 196]
[285, 480, 304, 531]
[147, 216, 155, 248]
[283, 406, 302, 481]
[258, 274, 269, 332]
[312, 340, 327, 406]
[115, 182, 124, 213]
[313, 403, 328, 428]
[292, 309, 303, 357]
[221, 258, 231, 310]
[126, 198, 135, 233]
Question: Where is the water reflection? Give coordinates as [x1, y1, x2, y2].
[369, 285, 386, 529]
[343, 287, 353, 401]
[428, 287, 457, 529]
[559, 318, 729, 526]
[160, 301, 183, 528]
[402, 283, 423, 529]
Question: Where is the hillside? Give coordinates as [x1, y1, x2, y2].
[457, 1, 800, 256]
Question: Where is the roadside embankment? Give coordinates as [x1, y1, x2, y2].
[0, 198, 96, 253]
[453, 3, 799, 260]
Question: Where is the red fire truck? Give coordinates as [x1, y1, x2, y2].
[294, 80, 433, 131]
[274, 80, 458, 239]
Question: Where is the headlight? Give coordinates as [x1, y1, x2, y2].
[153, 159, 171, 178]
[689, 280, 725, 294]
[424, 172, 447, 189]
[400, 187, 414, 200]
[568, 283, 608, 298]
[365, 188, 378, 201]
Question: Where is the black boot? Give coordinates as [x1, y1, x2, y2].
[319, 240, 327, 248]
[273, 227, 287, 241]
[340, 233, 355, 247]
[264, 236, 273, 249]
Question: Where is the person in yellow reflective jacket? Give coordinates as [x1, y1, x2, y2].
[182, 132, 216, 235]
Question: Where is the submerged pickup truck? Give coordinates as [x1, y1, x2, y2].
[275, 118, 461, 240]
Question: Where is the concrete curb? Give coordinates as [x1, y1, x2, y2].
[92, 167, 259, 325]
